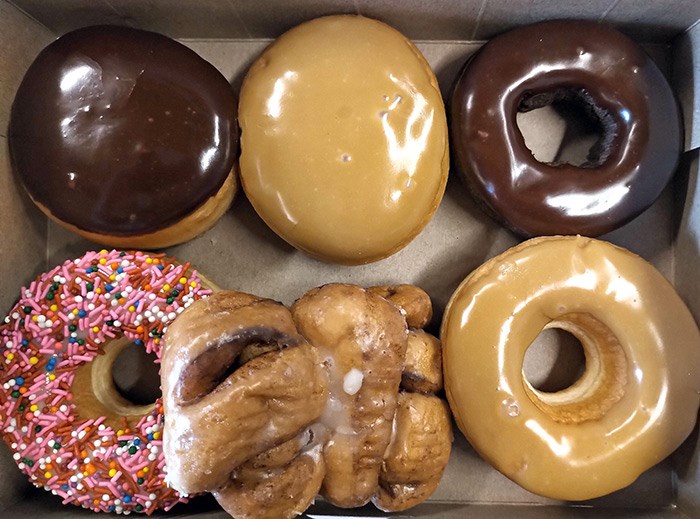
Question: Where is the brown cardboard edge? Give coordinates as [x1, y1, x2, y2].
[674, 150, 700, 516]
[0, 1, 697, 516]
[672, 23, 700, 152]
[0, 1, 52, 511]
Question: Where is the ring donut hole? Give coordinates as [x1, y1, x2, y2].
[516, 89, 618, 168]
[72, 337, 161, 429]
[522, 313, 628, 424]
[523, 328, 586, 393]
[111, 341, 161, 406]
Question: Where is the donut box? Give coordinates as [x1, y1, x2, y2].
[0, 0, 699, 518]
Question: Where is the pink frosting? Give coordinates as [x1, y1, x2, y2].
[0, 250, 211, 514]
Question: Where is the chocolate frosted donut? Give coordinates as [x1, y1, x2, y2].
[451, 20, 683, 237]
[10, 26, 238, 248]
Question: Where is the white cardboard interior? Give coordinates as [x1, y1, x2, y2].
[1, 1, 699, 517]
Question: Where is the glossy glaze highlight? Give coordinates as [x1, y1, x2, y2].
[451, 20, 682, 237]
[10, 25, 237, 235]
[442, 236, 700, 500]
[239, 16, 448, 264]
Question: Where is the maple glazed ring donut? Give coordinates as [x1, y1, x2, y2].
[451, 20, 683, 237]
[441, 236, 700, 500]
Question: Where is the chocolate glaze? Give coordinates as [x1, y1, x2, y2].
[9, 25, 237, 235]
[451, 20, 683, 237]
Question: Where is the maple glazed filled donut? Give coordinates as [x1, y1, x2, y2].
[451, 20, 683, 237]
[162, 284, 451, 518]
[441, 236, 700, 500]
[0, 250, 214, 513]
[239, 15, 448, 264]
[9, 25, 238, 249]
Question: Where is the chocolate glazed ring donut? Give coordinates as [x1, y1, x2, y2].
[451, 20, 683, 237]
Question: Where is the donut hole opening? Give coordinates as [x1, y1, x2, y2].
[71, 337, 158, 429]
[523, 328, 586, 393]
[522, 313, 628, 424]
[516, 89, 616, 168]
[112, 343, 161, 406]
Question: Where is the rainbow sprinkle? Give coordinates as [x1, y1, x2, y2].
[0, 250, 211, 514]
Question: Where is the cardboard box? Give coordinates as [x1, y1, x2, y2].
[1, 0, 699, 517]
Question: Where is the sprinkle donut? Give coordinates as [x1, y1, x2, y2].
[0, 250, 213, 514]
